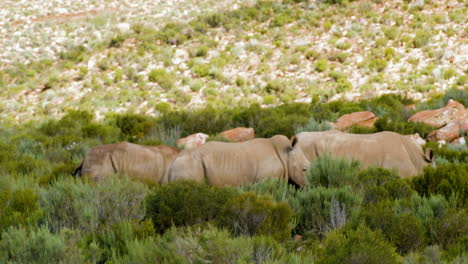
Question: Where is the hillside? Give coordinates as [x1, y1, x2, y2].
[0, 0, 466, 123]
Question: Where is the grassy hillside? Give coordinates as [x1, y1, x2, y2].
[0, 0, 466, 123]
[0, 1, 467, 263]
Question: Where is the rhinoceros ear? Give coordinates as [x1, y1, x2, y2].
[290, 136, 298, 149]
[424, 148, 433, 162]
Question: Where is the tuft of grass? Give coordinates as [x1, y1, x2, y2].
[315, 59, 329, 73]
[148, 69, 176, 90]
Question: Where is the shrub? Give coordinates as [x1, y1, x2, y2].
[358, 167, 414, 204]
[413, 30, 432, 48]
[296, 117, 331, 133]
[395, 194, 449, 243]
[411, 163, 468, 208]
[239, 179, 297, 205]
[314, 59, 329, 72]
[83, 220, 155, 263]
[146, 181, 236, 233]
[357, 200, 426, 254]
[41, 177, 148, 233]
[114, 113, 155, 142]
[374, 117, 435, 138]
[263, 95, 275, 105]
[445, 235, 468, 261]
[148, 69, 175, 90]
[113, 225, 297, 264]
[218, 192, 293, 241]
[265, 79, 287, 94]
[0, 227, 83, 264]
[432, 209, 468, 248]
[318, 225, 399, 264]
[0, 188, 42, 233]
[293, 187, 362, 237]
[368, 58, 388, 72]
[306, 155, 361, 188]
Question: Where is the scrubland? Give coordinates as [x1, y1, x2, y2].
[0, 0, 467, 263]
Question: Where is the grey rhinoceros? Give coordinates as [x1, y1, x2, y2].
[287, 130, 433, 186]
[74, 142, 179, 184]
[168, 135, 292, 187]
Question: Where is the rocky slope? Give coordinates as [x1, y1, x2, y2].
[0, 0, 466, 123]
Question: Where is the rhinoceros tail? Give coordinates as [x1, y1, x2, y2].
[72, 162, 83, 178]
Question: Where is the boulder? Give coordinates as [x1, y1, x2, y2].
[408, 100, 467, 128]
[427, 119, 468, 142]
[220, 127, 255, 142]
[332, 111, 378, 130]
[176, 133, 209, 149]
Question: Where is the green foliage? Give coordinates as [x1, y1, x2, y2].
[432, 209, 468, 248]
[368, 57, 388, 72]
[239, 179, 297, 205]
[294, 187, 362, 237]
[112, 225, 304, 264]
[0, 188, 42, 233]
[148, 69, 175, 90]
[218, 192, 293, 241]
[0, 227, 83, 264]
[114, 113, 155, 142]
[424, 142, 467, 163]
[357, 200, 426, 254]
[413, 30, 432, 48]
[306, 155, 361, 188]
[411, 163, 468, 208]
[296, 117, 331, 133]
[146, 181, 236, 233]
[314, 58, 329, 72]
[83, 220, 155, 263]
[318, 225, 399, 264]
[395, 194, 448, 244]
[41, 177, 148, 233]
[374, 117, 435, 138]
[59, 45, 87, 63]
[358, 167, 414, 204]
[265, 79, 287, 94]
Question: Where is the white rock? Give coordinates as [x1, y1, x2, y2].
[87, 57, 96, 69]
[432, 67, 442, 80]
[117, 23, 131, 33]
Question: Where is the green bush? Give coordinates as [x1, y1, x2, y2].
[0, 227, 83, 264]
[357, 200, 426, 254]
[358, 167, 414, 204]
[218, 192, 293, 241]
[112, 225, 301, 264]
[318, 225, 399, 264]
[293, 187, 362, 237]
[239, 179, 297, 205]
[424, 142, 468, 163]
[314, 59, 329, 72]
[296, 117, 331, 133]
[368, 58, 388, 72]
[395, 194, 449, 243]
[413, 30, 432, 48]
[83, 220, 155, 263]
[114, 113, 155, 142]
[306, 155, 361, 188]
[432, 209, 468, 248]
[148, 69, 175, 90]
[0, 188, 42, 233]
[41, 177, 148, 233]
[146, 181, 236, 233]
[374, 117, 435, 138]
[411, 163, 468, 208]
